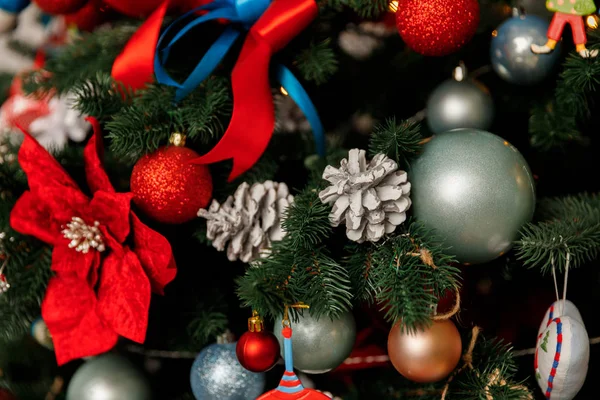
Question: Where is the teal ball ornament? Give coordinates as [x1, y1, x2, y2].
[66, 354, 151, 400]
[410, 129, 535, 264]
[190, 342, 265, 400]
[274, 311, 356, 374]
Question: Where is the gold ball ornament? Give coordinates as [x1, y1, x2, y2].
[387, 319, 462, 383]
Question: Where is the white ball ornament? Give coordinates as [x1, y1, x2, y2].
[535, 301, 589, 400]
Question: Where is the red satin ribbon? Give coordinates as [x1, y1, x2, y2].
[111, 0, 317, 181]
[191, 0, 318, 181]
[111, 0, 215, 90]
[111, 1, 170, 90]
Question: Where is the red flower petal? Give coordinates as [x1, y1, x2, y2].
[97, 249, 150, 343]
[17, 128, 89, 215]
[131, 214, 177, 295]
[89, 191, 133, 245]
[51, 243, 100, 284]
[83, 118, 115, 194]
[42, 274, 118, 365]
[10, 191, 61, 246]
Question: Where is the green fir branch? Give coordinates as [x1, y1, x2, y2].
[528, 102, 582, 151]
[22, 23, 139, 96]
[369, 118, 423, 168]
[369, 223, 460, 332]
[321, 0, 388, 17]
[529, 27, 600, 150]
[71, 72, 132, 120]
[237, 185, 352, 319]
[516, 193, 600, 273]
[344, 242, 377, 304]
[294, 39, 339, 85]
[106, 77, 231, 161]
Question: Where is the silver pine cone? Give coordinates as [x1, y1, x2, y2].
[198, 181, 294, 263]
[319, 149, 411, 243]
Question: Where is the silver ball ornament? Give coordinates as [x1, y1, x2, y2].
[274, 311, 356, 374]
[190, 343, 265, 400]
[66, 354, 151, 400]
[410, 129, 535, 264]
[426, 79, 494, 134]
[491, 14, 561, 85]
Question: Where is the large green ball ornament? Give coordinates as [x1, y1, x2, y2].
[66, 354, 151, 400]
[410, 129, 535, 264]
[274, 311, 356, 374]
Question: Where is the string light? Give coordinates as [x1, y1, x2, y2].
[388, 0, 398, 12]
[280, 86, 289, 96]
[586, 15, 598, 30]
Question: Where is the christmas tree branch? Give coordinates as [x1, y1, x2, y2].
[368, 118, 424, 168]
[515, 193, 600, 273]
[368, 223, 460, 332]
[529, 28, 600, 150]
[321, 0, 389, 17]
[22, 23, 139, 96]
[237, 185, 353, 319]
[294, 39, 339, 85]
[106, 77, 231, 161]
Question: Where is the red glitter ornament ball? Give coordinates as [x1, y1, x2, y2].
[102, 0, 164, 17]
[236, 330, 281, 373]
[130, 141, 212, 224]
[395, 0, 480, 56]
[33, 0, 88, 14]
[64, 0, 111, 31]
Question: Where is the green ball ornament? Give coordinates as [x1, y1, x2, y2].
[66, 354, 151, 400]
[274, 311, 356, 374]
[410, 129, 535, 264]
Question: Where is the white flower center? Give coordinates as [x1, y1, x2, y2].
[62, 217, 106, 253]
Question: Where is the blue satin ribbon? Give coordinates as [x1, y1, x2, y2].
[154, 0, 326, 157]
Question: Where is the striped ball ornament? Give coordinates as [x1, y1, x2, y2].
[535, 301, 589, 400]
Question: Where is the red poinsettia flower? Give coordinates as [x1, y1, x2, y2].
[10, 118, 177, 365]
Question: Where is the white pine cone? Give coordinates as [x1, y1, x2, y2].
[198, 181, 294, 263]
[319, 149, 411, 243]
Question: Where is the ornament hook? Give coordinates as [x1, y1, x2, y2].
[452, 61, 468, 82]
[282, 302, 310, 328]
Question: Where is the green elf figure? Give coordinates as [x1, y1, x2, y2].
[531, 0, 598, 58]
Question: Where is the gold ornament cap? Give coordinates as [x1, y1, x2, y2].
[169, 132, 187, 147]
[248, 310, 264, 333]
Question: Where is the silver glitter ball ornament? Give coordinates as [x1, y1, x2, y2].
[190, 343, 265, 400]
[426, 78, 494, 134]
[410, 129, 535, 264]
[274, 311, 356, 374]
[66, 354, 151, 400]
[491, 13, 561, 85]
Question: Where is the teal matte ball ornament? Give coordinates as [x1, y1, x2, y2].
[66, 354, 151, 400]
[410, 129, 535, 264]
[273, 311, 356, 374]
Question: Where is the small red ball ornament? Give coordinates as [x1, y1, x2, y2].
[102, 0, 164, 17]
[236, 311, 280, 373]
[130, 133, 212, 224]
[395, 0, 480, 56]
[33, 0, 88, 14]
